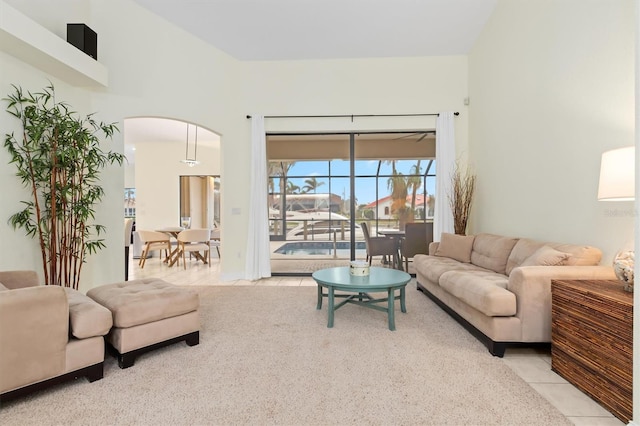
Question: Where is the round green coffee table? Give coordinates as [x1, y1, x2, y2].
[312, 266, 411, 331]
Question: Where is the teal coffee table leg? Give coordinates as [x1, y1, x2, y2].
[400, 286, 406, 313]
[327, 286, 335, 328]
[316, 284, 323, 310]
[387, 288, 396, 331]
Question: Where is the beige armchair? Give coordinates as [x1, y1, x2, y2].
[0, 271, 112, 402]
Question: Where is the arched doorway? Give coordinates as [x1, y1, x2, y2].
[123, 117, 222, 264]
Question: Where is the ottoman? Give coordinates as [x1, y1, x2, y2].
[87, 278, 200, 368]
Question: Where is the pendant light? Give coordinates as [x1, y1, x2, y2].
[180, 123, 200, 167]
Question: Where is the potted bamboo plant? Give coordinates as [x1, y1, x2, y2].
[4, 84, 125, 289]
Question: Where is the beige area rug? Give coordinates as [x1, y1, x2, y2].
[0, 285, 571, 426]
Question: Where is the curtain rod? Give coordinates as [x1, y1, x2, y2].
[245, 112, 459, 120]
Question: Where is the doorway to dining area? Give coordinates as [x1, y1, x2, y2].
[267, 132, 435, 275]
[124, 117, 222, 264]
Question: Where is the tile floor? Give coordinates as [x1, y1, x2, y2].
[129, 254, 625, 426]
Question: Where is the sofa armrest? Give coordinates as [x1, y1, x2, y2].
[0, 270, 39, 289]
[0, 286, 68, 394]
[507, 265, 616, 342]
[428, 242, 440, 255]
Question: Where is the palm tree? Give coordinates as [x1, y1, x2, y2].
[407, 160, 422, 216]
[286, 180, 301, 194]
[386, 161, 410, 229]
[268, 161, 296, 209]
[302, 177, 325, 194]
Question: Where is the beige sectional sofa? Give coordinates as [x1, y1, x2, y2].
[0, 271, 113, 401]
[413, 233, 616, 357]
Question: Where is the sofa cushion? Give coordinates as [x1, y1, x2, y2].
[64, 288, 113, 339]
[0, 270, 39, 289]
[434, 233, 475, 263]
[506, 238, 545, 275]
[470, 234, 518, 275]
[413, 254, 489, 284]
[439, 271, 516, 317]
[520, 245, 571, 267]
[546, 242, 602, 266]
[506, 238, 603, 275]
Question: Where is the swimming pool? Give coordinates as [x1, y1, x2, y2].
[274, 241, 366, 256]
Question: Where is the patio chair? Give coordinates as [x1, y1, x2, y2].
[177, 229, 211, 269]
[360, 222, 397, 267]
[400, 222, 434, 272]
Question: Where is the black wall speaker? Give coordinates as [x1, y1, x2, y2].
[67, 23, 97, 60]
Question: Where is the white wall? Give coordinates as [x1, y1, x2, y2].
[0, 0, 245, 289]
[241, 56, 469, 144]
[135, 143, 220, 232]
[5, 0, 628, 287]
[469, 0, 635, 263]
[0, 51, 98, 284]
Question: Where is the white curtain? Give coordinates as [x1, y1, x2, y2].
[245, 115, 272, 280]
[434, 112, 456, 241]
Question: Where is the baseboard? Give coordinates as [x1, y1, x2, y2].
[415, 281, 549, 357]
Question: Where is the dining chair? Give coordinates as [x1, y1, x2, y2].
[400, 222, 434, 272]
[136, 230, 172, 269]
[176, 229, 211, 269]
[360, 222, 397, 267]
[210, 228, 221, 258]
[124, 218, 134, 280]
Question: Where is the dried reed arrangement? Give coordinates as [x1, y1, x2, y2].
[448, 162, 476, 235]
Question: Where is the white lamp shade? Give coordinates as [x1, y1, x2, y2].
[597, 146, 635, 201]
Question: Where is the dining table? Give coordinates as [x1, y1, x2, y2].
[156, 227, 184, 266]
[376, 229, 406, 270]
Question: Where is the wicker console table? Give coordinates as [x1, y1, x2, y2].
[551, 279, 633, 423]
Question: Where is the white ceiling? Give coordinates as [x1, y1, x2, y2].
[124, 118, 220, 165]
[131, 0, 498, 61]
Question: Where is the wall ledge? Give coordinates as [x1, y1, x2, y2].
[0, 1, 108, 87]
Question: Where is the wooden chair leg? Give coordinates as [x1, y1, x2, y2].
[139, 244, 149, 268]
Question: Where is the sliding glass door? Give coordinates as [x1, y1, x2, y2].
[267, 132, 434, 275]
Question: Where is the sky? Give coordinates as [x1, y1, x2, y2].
[272, 159, 436, 206]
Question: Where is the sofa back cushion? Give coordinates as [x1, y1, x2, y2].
[0, 270, 39, 289]
[470, 234, 518, 275]
[505, 238, 545, 275]
[519, 245, 571, 267]
[433, 233, 475, 263]
[548, 242, 602, 266]
[506, 238, 603, 275]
